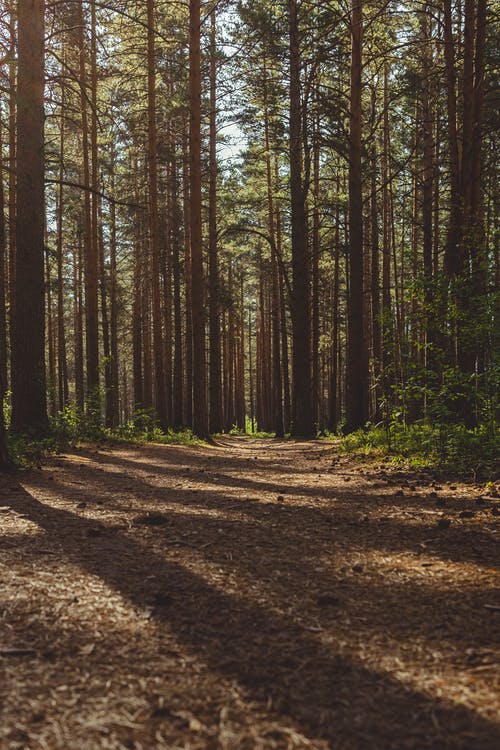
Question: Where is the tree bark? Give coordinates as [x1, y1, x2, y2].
[208, 9, 223, 434]
[289, 0, 314, 438]
[11, 0, 49, 434]
[189, 0, 208, 438]
[345, 0, 369, 432]
[147, 0, 167, 429]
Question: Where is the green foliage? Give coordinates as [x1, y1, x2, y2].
[7, 432, 69, 469]
[342, 422, 499, 480]
[7, 402, 203, 466]
[115, 412, 200, 446]
[3, 391, 12, 430]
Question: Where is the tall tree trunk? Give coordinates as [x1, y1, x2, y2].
[248, 310, 255, 433]
[56, 82, 69, 411]
[11, 0, 48, 434]
[189, 0, 208, 438]
[311, 113, 321, 431]
[45, 241, 56, 416]
[421, 6, 435, 378]
[289, 0, 314, 438]
[147, 0, 167, 428]
[345, 0, 368, 432]
[0, 113, 9, 397]
[76, 1, 99, 407]
[88, 0, 101, 418]
[132, 184, 144, 411]
[264, 63, 284, 437]
[275, 157, 291, 433]
[8, 10, 16, 386]
[208, 9, 223, 434]
[98, 206, 112, 426]
[182, 128, 193, 427]
[370, 125, 381, 421]
[74, 231, 85, 410]
[171, 141, 184, 430]
[235, 273, 246, 429]
[328, 186, 341, 433]
[108, 147, 119, 426]
[160, 194, 173, 425]
[142, 229, 153, 411]
[381, 63, 393, 389]
[442, 0, 461, 279]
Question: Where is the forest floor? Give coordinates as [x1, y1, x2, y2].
[0, 436, 499, 750]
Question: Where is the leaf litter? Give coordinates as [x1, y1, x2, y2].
[0, 436, 499, 749]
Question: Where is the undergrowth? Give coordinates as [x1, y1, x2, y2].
[341, 422, 499, 480]
[7, 404, 201, 468]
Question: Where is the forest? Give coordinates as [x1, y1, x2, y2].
[0, 1, 499, 749]
[0, 0, 498, 454]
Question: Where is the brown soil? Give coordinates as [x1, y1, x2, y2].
[0, 436, 499, 750]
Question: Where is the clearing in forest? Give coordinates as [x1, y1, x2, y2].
[0, 436, 499, 750]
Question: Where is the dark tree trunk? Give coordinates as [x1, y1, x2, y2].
[189, 0, 208, 438]
[289, 0, 314, 438]
[11, 0, 48, 434]
[182, 128, 193, 427]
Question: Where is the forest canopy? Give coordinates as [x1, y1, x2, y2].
[0, 0, 498, 468]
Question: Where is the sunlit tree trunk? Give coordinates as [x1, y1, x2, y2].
[208, 9, 223, 434]
[263, 63, 284, 437]
[0, 113, 8, 397]
[56, 81, 69, 411]
[248, 310, 255, 432]
[171, 139, 184, 430]
[147, 0, 167, 428]
[345, 0, 369, 432]
[189, 0, 208, 438]
[275, 155, 291, 433]
[312, 113, 321, 431]
[76, 2, 99, 407]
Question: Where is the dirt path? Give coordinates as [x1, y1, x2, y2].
[1, 436, 499, 750]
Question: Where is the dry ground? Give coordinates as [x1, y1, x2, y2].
[0, 436, 499, 750]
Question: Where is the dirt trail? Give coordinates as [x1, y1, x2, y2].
[0, 436, 499, 750]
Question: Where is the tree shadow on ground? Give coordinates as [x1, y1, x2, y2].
[44, 451, 500, 571]
[3, 463, 500, 750]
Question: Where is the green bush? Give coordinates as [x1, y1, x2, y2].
[342, 421, 499, 479]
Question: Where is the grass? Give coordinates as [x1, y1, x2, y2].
[339, 422, 499, 480]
